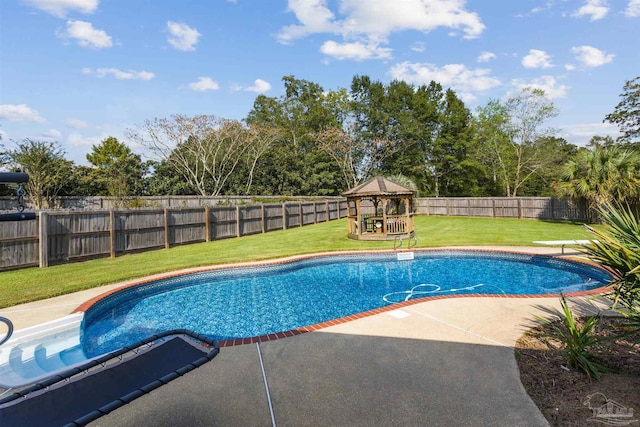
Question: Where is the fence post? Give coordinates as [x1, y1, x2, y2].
[517, 199, 522, 219]
[492, 199, 496, 218]
[204, 206, 210, 242]
[236, 206, 241, 237]
[38, 212, 48, 268]
[314, 202, 317, 224]
[261, 205, 265, 233]
[109, 210, 116, 258]
[299, 201, 302, 226]
[164, 209, 171, 249]
[282, 203, 287, 230]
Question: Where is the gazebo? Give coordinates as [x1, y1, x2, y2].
[342, 176, 416, 241]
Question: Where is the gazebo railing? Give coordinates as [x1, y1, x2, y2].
[385, 215, 408, 234]
[347, 214, 414, 236]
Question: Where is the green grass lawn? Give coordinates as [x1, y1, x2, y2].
[0, 216, 595, 308]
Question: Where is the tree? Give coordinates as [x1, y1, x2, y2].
[604, 76, 640, 143]
[315, 125, 361, 189]
[9, 139, 73, 208]
[246, 76, 346, 195]
[243, 124, 280, 194]
[474, 100, 512, 195]
[428, 88, 478, 196]
[0, 142, 7, 166]
[86, 136, 147, 199]
[587, 135, 617, 148]
[475, 88, 559, 196]
[350, 76, 403, 180]
[519, 136, 578, 196]
[63, 165, 105, 196]
[554, 144, 640, 216]
[0, 139, 9, 197]
[350, 76, 436, 187]
[129, 115, 253, 197]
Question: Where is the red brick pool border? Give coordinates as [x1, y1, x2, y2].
[72, 248, 612, 347]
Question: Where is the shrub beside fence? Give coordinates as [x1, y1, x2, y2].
[0, 201, 348, 271]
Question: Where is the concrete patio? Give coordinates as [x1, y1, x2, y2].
[0, 246, 613, 426]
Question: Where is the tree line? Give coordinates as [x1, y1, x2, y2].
[1, 74, 639, 209]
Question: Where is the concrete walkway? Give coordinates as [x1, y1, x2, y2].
[0, 246, 613, 426]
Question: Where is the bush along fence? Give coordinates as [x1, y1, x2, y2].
[0, 201, 347, 270]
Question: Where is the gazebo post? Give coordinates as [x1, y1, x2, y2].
[382, 198, 387, 236]
[404, 197, 410, 233]
[356, 198, 361, 236]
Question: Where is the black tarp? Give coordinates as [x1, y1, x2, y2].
[0, 335, 218, 426]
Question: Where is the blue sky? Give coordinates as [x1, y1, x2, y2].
[1, 0, 638, 165]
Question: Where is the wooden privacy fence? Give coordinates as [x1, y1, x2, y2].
[0, 196, 590, 271]
[415, 197, 588, 221]
[0, 201, 347, 270]
[0, 195, 345, 211]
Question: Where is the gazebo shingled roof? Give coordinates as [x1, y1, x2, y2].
[342, 176, 415, 198]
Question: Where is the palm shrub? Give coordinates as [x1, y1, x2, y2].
[582, 202, 640, 347]
[546, 295, 608, 380]
[615, 305, 640, 345]
[554, 145, 640, 222]
[582, 202, 640, 308]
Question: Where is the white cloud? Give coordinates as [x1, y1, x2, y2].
[522, 49, 553, 69]
[66, 118, 90, 129]
[22, 0, 98, 18]
[166, 21, 201, 51]
[42, 128, 63, 139]
[189, 77, 220, 91]
[626, 0, 640, 17]
[277, 0, 340, 44]
[510, 75, 569, 99]
[245, 79, 272, 93]
[411, 42, 426, 52]
[389, 62, 501, 102]
[277, 0, 485, 56]
[82, 67, 154, 80]
[341, 0, 485, 40]
[0, 104, 47, 123]
[320, 40, 392, 60]
[67, 132, 101, 148]
[559, 122, 621, 146]
[573, 0, 609, 21]
[477, 51, 496, 63]
[59, 20, 112, 49]
[515, 1, 556, 18]
[571, 45, 614, 67]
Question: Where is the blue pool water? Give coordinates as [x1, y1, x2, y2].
[82, 251, 610, 356]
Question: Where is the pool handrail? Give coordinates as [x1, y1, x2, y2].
[0, 317, 14, 346]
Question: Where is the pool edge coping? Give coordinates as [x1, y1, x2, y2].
[73, 248, 613, 347]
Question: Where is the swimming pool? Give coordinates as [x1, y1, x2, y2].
[81, 250, 610, 357]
